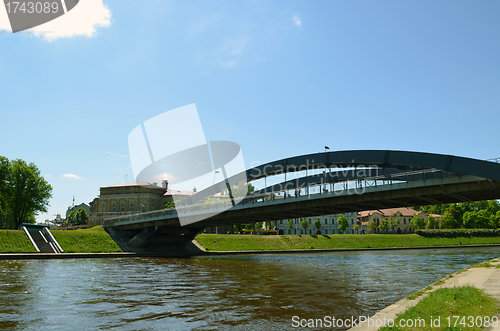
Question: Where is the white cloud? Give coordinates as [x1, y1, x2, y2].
[186, 14, 222, 38]
[214, 36, 249, 69]
[221, 59, 237, 68]
[0, 0, 112, 41]
[63, 173, 83, 180]
[293, 15, 302, 27]
[44, 174, 52, 178]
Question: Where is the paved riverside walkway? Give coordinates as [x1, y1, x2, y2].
[348, 257, 500, 331]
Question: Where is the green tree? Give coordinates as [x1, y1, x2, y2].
[410, 215, 425, 229]
[475, 209, 490, 228]
[426, 215, 437, 229]
[300, 218, 310, 235]
[389, 217, 400, 233]
[353, 223, 359, 234]
[337, 215, 349, 233]
[368, 220, 377, 233]
[5, 159, 52, 229]
[441, 211, 458, 229]
[379, 218, 389, 233]
[487, 200, 500, 216]
[254, 222, 263, 230]
[74, 208, 89, 225]
[66, 209, 76, 226]
[314, 218, 322, 234]
[287, 219, 294, 233]
[462, 211, 475, 228]
[446, 205, 463, 228]
[493, 211, 500, 229]
[0, 156, 9, 228]
[164, 201, 176, 209]
[226, 182, 255, 198]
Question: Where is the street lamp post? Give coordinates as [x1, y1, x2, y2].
[213, 170, 220, 185]
[324, 146, 330, 193]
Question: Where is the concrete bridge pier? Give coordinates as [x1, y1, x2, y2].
[105, 226, 205, 256]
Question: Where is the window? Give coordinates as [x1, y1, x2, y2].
[141, 204, 146, 212]
[120, 203, 125, 212]
[129, 203, 134, 212]
[101, 205, 105, 213]
[131, 189, 134, 193]
[151, 202, 155, 210]
[112, 205, 116, 212]
[325, 219, 328, 224]
[122, 189, 125, 194]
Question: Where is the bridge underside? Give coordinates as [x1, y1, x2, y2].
[106, 225, 205, 255]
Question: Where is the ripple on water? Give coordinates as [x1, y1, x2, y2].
[0, 247, 499, 330]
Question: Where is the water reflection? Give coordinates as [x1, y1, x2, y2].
[0, 247, 499, 330]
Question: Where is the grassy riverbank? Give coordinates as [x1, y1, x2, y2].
[0, 230, 37, 253]
[51, 226, 122, 253]
[0, 226, 122, 253]
[195, 233, 500, 251]
[380, 285, 499, 331]
[3, 229, 500, 254]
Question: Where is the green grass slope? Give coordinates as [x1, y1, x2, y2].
[380, 286, 499, 331]
[51, 226, 122, 253]
[0, 230, 37, 253]
[196, 234, 500, 252]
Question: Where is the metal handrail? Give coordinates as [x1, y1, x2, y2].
[22, 226, 40, 252]
[43, 227, 64, 253]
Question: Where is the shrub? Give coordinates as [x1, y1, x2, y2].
[415, 229, 500, 238]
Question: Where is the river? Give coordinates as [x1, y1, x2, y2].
[1, 247, 500, 330]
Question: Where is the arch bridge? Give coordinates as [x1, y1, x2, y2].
[103, 150, 500, 254]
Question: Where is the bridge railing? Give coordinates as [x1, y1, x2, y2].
[103, 208, 177, 227]
[103, 198, 236, 226]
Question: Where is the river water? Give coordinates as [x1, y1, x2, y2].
[1, 247, 500, 330]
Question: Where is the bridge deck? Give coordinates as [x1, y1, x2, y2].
[104, 175, 500, 230]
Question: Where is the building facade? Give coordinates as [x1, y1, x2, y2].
[359, 207, 442, 234]
[274, 207, 442, 235]
[275, 212, 359, 235]
[89, 181, 194, 226]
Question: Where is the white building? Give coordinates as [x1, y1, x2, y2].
[275, 212, 359, 235]
[359, 207, 442, 234]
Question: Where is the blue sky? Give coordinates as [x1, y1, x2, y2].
[1, 0, 499, 222]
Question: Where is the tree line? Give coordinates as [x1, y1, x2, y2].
[65, 207, 89, 227]
[413, 201, 500, 229]
[0, 156, 52, 229]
